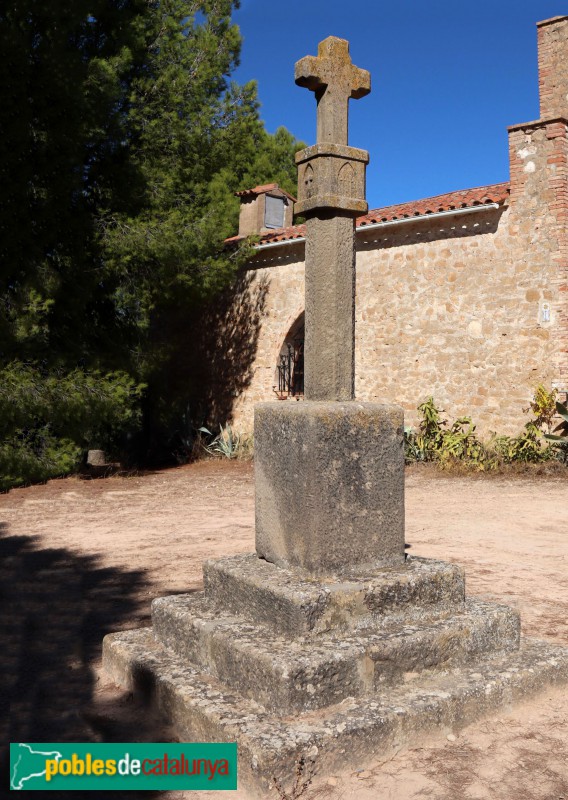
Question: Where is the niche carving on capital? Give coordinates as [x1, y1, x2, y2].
[303, 163, 316, 198]
[338, 161, 355, 196]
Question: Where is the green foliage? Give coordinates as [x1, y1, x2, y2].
[526, 384, 559, 433]
[0, 363, 144, 490]
[0, 430, 81, 494]
[545, 399, 568, 464]
[0, 1, 302, 481]
[403, 427, 425, 463]
[491, 384, 556, 464]
[0, 0, 145, 368]
[404, 386, 564, 471]
[439, 417, 494, 466]
[415, 397, 446, 461]
[97, 1, 302, 459]
[492, 425, 551, 464]
[404, 398, 495, 470]
[101, 5, 303, 328]
[208, 124, 305, 240]
[198, 424, 251, 459]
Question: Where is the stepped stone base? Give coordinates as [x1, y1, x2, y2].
[151, 593, 520, 715]
[103, 552, 568, 796]
[202, 553, 466, 636]
[104, 628, 568, 796]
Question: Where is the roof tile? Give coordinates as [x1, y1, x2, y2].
[226, 182, 510, 246]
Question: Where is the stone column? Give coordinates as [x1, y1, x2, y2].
[254, 37, 406, 575]
[304, 212, 356, 400]
[294, 38, 370, 401]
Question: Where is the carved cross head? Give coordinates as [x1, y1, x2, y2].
[295, 37, 370, 146]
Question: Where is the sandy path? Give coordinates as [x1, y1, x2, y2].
[2, 462, 567, 799]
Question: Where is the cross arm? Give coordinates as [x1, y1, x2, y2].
[295, 56, 325, 92]
[295, 37, 371, 98]
[350, 66, 371, 99]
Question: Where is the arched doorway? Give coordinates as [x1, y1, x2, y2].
[275, 312, 304, 399]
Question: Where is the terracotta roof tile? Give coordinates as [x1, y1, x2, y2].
[235, 183, 279, 196]
[234, 183, 297, 202]
[226, 182, 510, 246]
[224, 223, 307, 246]
[357, 182, 510, 227]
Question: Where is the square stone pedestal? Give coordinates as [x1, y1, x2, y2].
[255, 402, 405, 574]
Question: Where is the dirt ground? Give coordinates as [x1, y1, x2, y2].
[2, 461, 567, 799]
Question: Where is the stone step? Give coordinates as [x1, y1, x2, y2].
[103, 628, 568, 799]
[203, 552, 465, 638]
[151, 593, 520, 714]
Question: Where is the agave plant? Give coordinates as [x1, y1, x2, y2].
[198, 424, 241, 459]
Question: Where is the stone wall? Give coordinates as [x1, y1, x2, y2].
[355, 203, 560, 435]
[227, 194, 565, 437]
[213, 16, 568, 437]
[229, 253, 305, 427]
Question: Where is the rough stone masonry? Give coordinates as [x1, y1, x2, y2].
[222, 16, 568, 440]
[104, 33, 568, 798]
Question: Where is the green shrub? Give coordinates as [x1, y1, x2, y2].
[404, 386, 562, 471]
[198, 423, 253, 460]
[492, 384, 556, 464]
[404, 397, 495, 471]
[0, 362, 144, 491]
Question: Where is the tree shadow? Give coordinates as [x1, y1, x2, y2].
[140, 269, 270, 463]
[191, 269, 270, 429]
[0, 521, 178, 799]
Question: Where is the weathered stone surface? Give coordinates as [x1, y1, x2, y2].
[204, 553, 465, 637]
[294, 37, 370, 401]
[151, 592, 519, 714]
[295, 37, 370, 146]
[304, 213, 357, 400]
[255, 402, 405, 574]
[103, 628, 568, 798]
[86, 449, 106, 466]
[295, 144, 369, 216]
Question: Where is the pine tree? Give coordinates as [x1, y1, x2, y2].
[0, 0, 301, 481]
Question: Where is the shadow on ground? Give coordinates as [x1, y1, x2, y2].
[0, 521, 180, 799]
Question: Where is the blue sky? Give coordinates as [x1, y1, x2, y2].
[232, 1, 566, 210]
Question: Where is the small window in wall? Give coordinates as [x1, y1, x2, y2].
[264, 195, 285, 229]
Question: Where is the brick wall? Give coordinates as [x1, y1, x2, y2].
[509, 117, 568, 390]
[537, 16, 568, 120]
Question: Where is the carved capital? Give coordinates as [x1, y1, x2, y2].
[295, 144, 369, 216]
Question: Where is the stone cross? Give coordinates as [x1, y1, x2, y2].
[295, 37, 370, 146]
[255, 42, 403, 576]
[294, 38, 370, 401]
